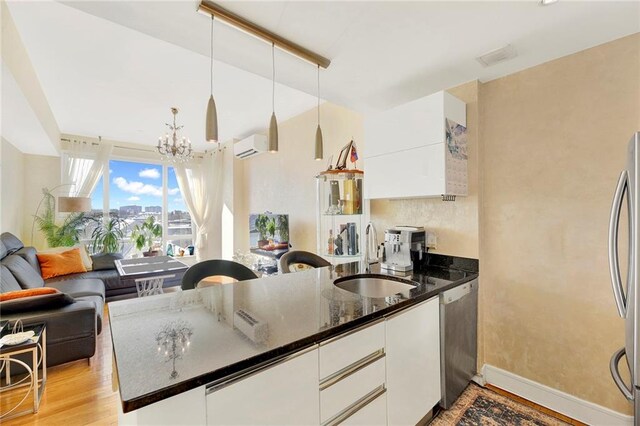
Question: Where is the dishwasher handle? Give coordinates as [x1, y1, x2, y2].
[441, 279, 477, 305]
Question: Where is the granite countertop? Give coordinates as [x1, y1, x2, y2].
[109, 254, 478, 412]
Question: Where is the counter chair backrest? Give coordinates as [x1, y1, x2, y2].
[181, 259, 258, 290]
[279, 250, 331, 274]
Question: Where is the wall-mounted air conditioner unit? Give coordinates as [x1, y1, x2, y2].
[233, 134, 268, 159]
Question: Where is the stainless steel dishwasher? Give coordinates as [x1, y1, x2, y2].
[439, 278, 478, 409]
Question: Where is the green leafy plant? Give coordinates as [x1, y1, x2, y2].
[266, 217, 277, 240]
[131, 216, 162, 254]
[91, 216, 127, 254]
[33, 189, 91, 247]
[255, 214, 269, 241]
[277, 215, 289, 242]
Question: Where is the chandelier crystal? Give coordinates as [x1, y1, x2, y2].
[157, 107, 193, 162]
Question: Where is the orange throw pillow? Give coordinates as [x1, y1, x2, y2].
[0, 287, 59, 302]
[37, 248, 87, 280]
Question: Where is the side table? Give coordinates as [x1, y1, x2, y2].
[0, 323, 47, 420]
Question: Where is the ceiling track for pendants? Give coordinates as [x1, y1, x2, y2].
[198, 1, 331, 69]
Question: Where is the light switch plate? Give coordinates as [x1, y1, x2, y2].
[426, 232, 437, 249]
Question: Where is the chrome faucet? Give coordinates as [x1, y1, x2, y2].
[364, 222, 379, 272]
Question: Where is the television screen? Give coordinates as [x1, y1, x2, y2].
[249, 213, 289, 252]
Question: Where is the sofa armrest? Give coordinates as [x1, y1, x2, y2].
[1, 300, 97, 343]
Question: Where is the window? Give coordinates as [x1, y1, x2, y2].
[80, 159, 194, 258]
[166, 167, 193, 253]
[80, 175, 105, 250]
[108, 160, 163, 256]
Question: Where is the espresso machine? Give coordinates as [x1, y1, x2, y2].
[381, 226, 426, 273]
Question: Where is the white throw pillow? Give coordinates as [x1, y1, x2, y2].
[39, 244, 93, 271]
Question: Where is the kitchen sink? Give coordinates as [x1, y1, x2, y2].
[333, 275, 416, 298]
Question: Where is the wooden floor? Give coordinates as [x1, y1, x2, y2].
[0, 305, 581, 426]
[1, 306, 119, 425]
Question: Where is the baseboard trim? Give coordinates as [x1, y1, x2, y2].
[481, 364, 633, 425]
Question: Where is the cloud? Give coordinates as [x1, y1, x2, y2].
[139, 168, 160, 179]
[113, 177, 180, 198]
[113, 177, 163, 197]
[127, 196, 140, 201]
[173, 198, 184, 203]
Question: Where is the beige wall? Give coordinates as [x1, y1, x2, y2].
[0, 138, 25, 236]
[480, 33, 640, 414]
[22, 153, 61, 248]
[369, 81, 480, 259]
[237, 102, 363, 254]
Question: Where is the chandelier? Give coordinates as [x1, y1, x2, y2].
[157, 107, 193, 162]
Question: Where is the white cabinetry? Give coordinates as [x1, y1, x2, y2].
[364, 91, 467, 199]
[385, 297, 441, 425]
[319, 321, 386, 426]
[206, 347, 319, 425]
[125, 299, 443, 426]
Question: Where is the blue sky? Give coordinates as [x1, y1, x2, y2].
[91, 160, 185, 212]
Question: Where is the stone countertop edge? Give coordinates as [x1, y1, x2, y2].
[115, 267, 479, 413]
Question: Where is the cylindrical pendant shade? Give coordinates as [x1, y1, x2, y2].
[269, 112, 278, 153]
[206, 95, 218, 143]
[58, 196, 91, 213]
[315, 125, 323, 160]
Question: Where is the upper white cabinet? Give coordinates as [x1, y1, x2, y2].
[364, 91, 467, 199]
[386, 297, 441, 426]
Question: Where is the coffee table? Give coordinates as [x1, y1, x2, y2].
[115, 256, 189, 297]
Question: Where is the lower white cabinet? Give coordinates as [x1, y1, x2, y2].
[385, 297, 441, 425]
[206, 347, 320, 425]
[342, 392, 387, 426]
[319, 321, 387, 425]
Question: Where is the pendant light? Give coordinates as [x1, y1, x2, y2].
[314, 65, 323, 161]
[268, 42, 279, 153]
[205, 15, 218, 143]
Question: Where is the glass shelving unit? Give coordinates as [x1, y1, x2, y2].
[316, 169, 365, 265]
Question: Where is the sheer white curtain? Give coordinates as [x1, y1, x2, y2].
[63, 139, 113, 197]
[175, 150, 224, 261]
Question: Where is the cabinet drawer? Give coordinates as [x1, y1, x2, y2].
[206, 348, 319, 425]
[342, 392, 386, 426]
[320, 357, 385, 423]
[319, 321, 384, 380]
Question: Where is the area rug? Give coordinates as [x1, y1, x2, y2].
[431, 384, 570, 426]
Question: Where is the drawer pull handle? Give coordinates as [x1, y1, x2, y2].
[322, 385, 386, 426]
[319, 349, 385, 391]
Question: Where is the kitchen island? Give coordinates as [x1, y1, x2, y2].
[110, 255, 478, 425]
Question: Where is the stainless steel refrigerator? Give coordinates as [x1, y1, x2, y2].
[609, 131, 640, 425]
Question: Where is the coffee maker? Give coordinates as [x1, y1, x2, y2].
[381, 226, 426, 273]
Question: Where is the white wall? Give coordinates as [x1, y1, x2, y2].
[22, 153, 61, 248]
[0, 137, 25, 236]
[236, 102, 363, 254]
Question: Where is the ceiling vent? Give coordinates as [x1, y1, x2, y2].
[476, 45, 517, 67]
[234, 134, 268, 160]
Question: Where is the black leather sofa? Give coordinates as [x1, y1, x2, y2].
[1, 239, 103, 367]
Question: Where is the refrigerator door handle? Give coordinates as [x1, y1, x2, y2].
[609, 170, 629, 318]
[610, 347, 634, 401]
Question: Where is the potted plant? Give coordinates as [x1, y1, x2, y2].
[91, 216, 127, 254]
[255, 214, 269, 249]
[131, 216, 162, 257]
[276, 215, 289, 244]
[33, 188, 91, 247]
[266, 217, 277, 242]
